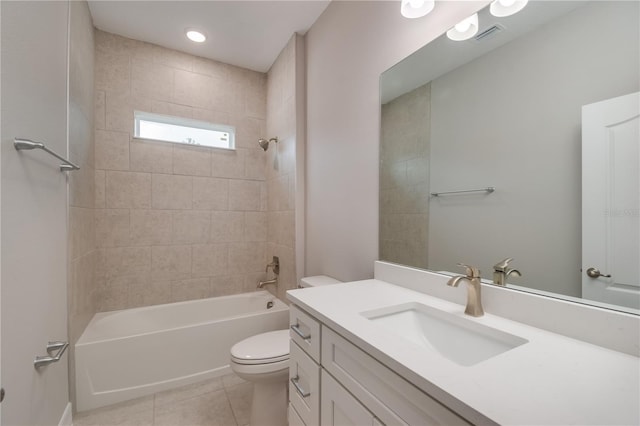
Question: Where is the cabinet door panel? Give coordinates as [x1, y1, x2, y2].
[290, 341, 321, 426]
[321, 371, 376, 426]
[289, 404, 306, 426]
[322, 327, 470, 426]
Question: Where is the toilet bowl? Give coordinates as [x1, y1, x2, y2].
[230, 330, 290, 426]
[229, 275, 341, 426]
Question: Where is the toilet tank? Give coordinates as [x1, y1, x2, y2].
[299, 275, 342, 288]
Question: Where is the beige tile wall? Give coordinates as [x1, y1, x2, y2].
[266, 35, 301, 300]
[68, 0, 96, 410]
[94, 31, 269, 311]
[379, 83, 431, 269]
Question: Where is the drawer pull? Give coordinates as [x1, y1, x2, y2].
[291, 376, 311, 398]
[291, 324, 311, 340]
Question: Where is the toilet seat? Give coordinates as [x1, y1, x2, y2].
[230, 329, 290, 365]
[230, 357, 289, 376]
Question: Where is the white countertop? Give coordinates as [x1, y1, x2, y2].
[287, 279, 640, 425]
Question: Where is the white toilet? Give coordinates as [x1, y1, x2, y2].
[229, 275, 341, 426]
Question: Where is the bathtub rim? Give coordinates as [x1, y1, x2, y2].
[77, 290, 288, 346]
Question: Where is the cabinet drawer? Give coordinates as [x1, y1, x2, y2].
[290, 305, 321, 362]
[289, 404, 306, 426]
[290, 341, 321, 426]
[322, 327, 470, 426]
[321, 370, 378, 426]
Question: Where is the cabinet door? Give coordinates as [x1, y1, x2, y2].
[290, 341, 321, 426]
[321, 371, 378, 426]
[322, 327, 470, 426]
[289, 404, 306, 426]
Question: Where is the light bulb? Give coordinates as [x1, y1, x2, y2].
[490, 0, 528, 17]
[446, 13, 479, 41]
[400, 0, 435, 19]
[455, 20, 471, 32]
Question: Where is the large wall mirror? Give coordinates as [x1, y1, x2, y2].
[379, 0, 639, 314]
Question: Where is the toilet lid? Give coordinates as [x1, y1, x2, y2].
[230, 329, 290, 365]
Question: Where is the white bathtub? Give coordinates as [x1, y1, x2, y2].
[75, 291, 288, 412]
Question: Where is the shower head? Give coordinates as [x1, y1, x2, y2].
[258, 137, 278, 151]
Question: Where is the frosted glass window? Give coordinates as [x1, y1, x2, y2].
[134, 111, 235, 149]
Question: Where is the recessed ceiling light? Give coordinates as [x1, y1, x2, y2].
[186, 30, 206, 43]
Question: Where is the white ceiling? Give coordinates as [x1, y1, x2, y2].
[87, 1, 331, 73]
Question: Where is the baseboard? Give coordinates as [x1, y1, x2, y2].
[58, 402, 72, 426]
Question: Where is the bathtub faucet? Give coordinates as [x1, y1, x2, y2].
[257, 278, 278, 289]
[266, 256, 280, 275]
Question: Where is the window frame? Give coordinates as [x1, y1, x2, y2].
[133, 110, 236, 150]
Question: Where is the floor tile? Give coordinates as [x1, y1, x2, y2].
[154, 388, 237, 426]
[222, 373, 247, 389]
[154, 377, 224, 407]
[74, 395, 154, 426]
[225, 382, 253, 426]
[75, 409, 154, 426]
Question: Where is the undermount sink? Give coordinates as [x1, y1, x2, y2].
[361, 302, 528, 366]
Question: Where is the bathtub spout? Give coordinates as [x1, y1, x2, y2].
[257, 278, 277, 289]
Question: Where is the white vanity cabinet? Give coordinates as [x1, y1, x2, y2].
[321, 370, 380, 426]
[289, 305, 322, 426]
[289, 305, 471, 426]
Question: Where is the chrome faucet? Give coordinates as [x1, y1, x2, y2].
[266, 256, 279, 275]
[447, 263, 484, 317]
[492, 257, 521, 286]
[257, 278, 277, 289]
[258, 256, 280, 289]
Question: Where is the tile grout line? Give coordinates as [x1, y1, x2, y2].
[223, 385, 241, 426]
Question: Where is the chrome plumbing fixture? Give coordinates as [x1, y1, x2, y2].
[266, 256, 279, 275]
[447, 263, 484, 317]
[493, 257, 522, 286]
[258, 136, 278, 151]
[258, 256, 280, 288]
[257, 278, 277, 288]
[14, 138, 80, 171]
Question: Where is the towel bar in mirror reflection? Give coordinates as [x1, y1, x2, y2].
[378, 0, 639, 314]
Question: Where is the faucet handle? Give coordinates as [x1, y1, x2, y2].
[265, 256, 280, 275]
[456, 263, 480, 278]
[493, 257, 514, 272]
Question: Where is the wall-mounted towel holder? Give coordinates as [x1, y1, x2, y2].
[430, 187, 495, 197]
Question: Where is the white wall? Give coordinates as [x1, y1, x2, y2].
[428, 1, 639, 297]
[1, 2, 70, 423]
[305, 1, 489, 281]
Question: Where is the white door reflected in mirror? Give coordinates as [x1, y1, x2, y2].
[582, 92, 640, 310]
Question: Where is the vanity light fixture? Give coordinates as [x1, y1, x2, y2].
[186, 29, 206, 43]
[446, 13, 479, 41]
[400, 0, 435, 19]
[490, 0, 529, 17]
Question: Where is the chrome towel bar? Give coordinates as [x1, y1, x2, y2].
[34, 341, 69, 369]
[14, 138, 80, 171]
[431, 186, 495, 197]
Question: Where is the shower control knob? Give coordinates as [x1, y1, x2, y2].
[1, 387, 5, 403]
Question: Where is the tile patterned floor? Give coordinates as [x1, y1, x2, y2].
[74, 374, 252, 426]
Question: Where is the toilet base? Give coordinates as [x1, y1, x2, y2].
[249, 379, 288, 426]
